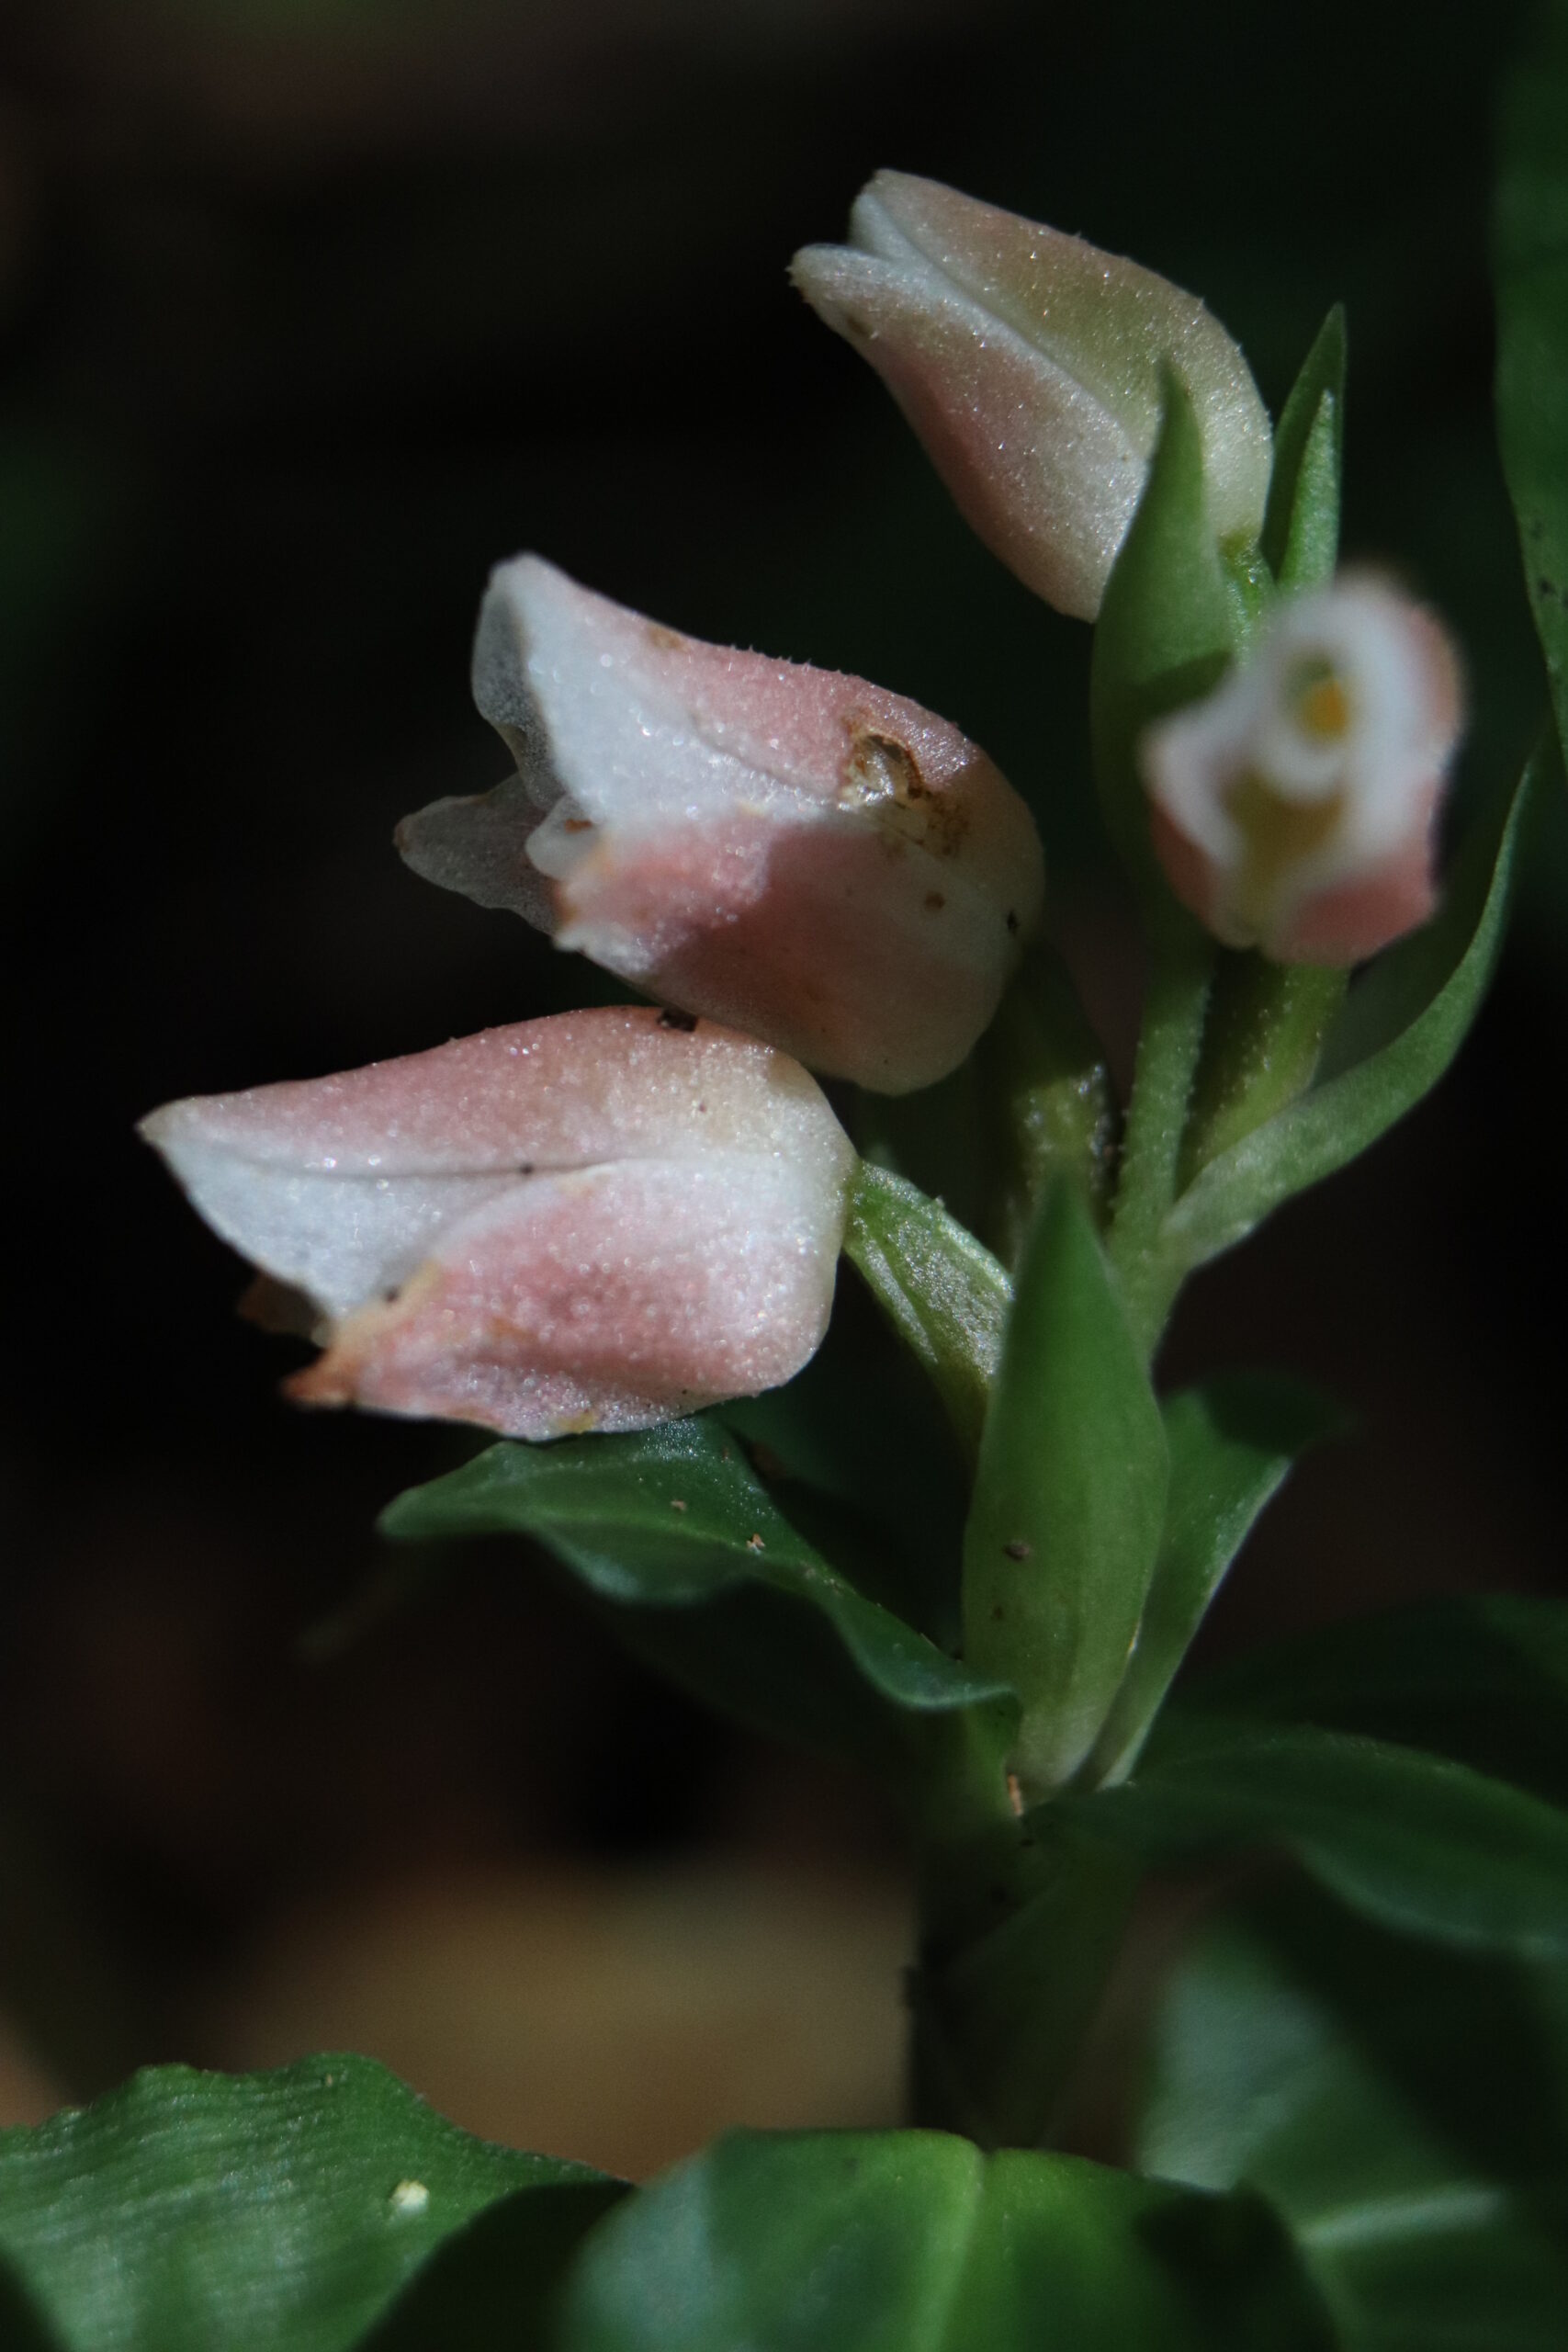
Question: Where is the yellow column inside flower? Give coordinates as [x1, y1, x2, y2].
[1225, 658, 1351, 939]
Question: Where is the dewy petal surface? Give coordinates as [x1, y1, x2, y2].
[141, 1007, 855, 1438]
[398, 556, 1044, 1093]
[791, 170, 1271, 620]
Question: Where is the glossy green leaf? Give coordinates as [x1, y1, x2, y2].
[1496, 0, 1568, 762]
[1162, 737, 1543, 1269]
[1089, 374, 1236, 924]
[1174, 1595, 1568, 1804]
[1261, 306, 1345, 591]
[963, 1183, 1168, 1796]
[1085, 1374, 1343, 1785]
[383, 1418, 1016, 1780]
[0, 2055, 615, 2352]
[1140, 1894, 1568, 2350]
[723, 1319, 970, 1655]
[1069, 1721, 1568, 1959]
[555, 2128, 1333, 2352]
[841, 1160, 1011, 1460]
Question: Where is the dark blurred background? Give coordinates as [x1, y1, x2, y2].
[1, 0, 1563, 2174]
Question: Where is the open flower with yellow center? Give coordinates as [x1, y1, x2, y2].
[1140, 577, 1464, 963]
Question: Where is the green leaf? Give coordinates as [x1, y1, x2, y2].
[841, 1161, 1012, 1461]
[1173, 1595, 1568, 1804]
[1069, 1721, 1568, 1960]
[382, 1417, 1016, 1782]
[963, 1183, 1168, 1796]
[1084, 1374, 1343, 1785]
[1261, 307, 1346, 591]
[1090, 373, 1237, 926]
[1140, 1893, 1568, 2350]
[0, 2054, 616, 2352]
[1162, 737, 1544, 1269]
[1496, 1, 1568, 763]
[555, 2128, 1334, 2352]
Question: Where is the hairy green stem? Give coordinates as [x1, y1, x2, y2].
[1107, 938, 1215, 1358]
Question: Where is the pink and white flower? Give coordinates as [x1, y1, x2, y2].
[395, 555, 1043, 1095]
[1140, 578, 1464, 964]
[791, 171, 1272, 622]
[141, 1007, 856, 1440]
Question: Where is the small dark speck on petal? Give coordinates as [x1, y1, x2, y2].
[659, 1007, 699, 1032]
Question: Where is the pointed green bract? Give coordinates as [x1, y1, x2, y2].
[1086, 1374, 1344, 1785]
[1161, 736, 1545, 1270]
[382, 1418, 1017, 1782]
[1140, 1895, 1568, 2350]
[842, 1160, 1012, 1460]
[1090, 374, 1237, 926]
[555, 2128, 1333, 2352]
[1495, 2, 1568, 763]
[0, 2055, 616, 2352]
[963, 1183, 1168, 1796]
[1070, 1721, 1568, 1960]
[1260, 306, 1346, 590]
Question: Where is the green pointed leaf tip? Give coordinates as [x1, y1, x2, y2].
[555, 2128, 1333, 2352]
[0, 2055, 615, 2352]
[1140, 1897, 1568, 2350]
[842, 1161, 1012, 1459]
[1162, 737, 1545, 1270]
[1086, 1374, 1344, 1786]
[1090, 373, 1236, 913]
[1260, 306, 1346, 590]
[964, 1183, 1168, 1796]
[382, 1415, 1013, 1733]
[1496, 7, 1568, 763]
[1069, 1721, 1568, 1960]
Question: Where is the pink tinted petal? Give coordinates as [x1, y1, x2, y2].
[788, 248, 1141, 622]
[140, 1008, 856, 1331]
[400, 560, 1043, 1091]
[562, 813, 1026, 1093]
[1269, 819, 1439, 966]
[1146, 805, 1240, 944]
[288, 1155, 840, 1440]
[792, 172, 1270, 619]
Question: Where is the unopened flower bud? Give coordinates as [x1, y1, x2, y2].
[397, 556, 1043, 1093]
[140, 1008, 855, 1441]
[791, 171, 1271, 621]
[1140, 579, 1463, 963]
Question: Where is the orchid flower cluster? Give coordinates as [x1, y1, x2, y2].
[142, 170, 1461, 1453]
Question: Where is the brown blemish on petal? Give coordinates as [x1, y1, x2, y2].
[924, 891, 946, 912]
[646, 621, 688, 652]
[837, 716, 972, 860]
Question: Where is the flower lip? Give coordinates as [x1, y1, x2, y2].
[399, 556, 1044, 1092]
[140, 1007, 857, 1441]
